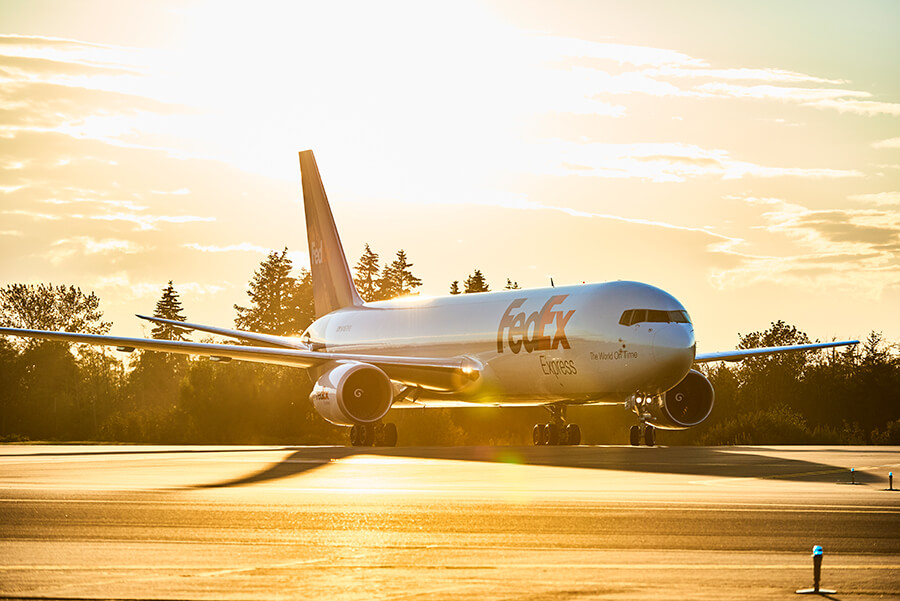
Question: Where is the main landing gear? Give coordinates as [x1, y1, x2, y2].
[533, 404, 581, 446]
[349, 422, 398, 447]
[629, 423, 655, 447]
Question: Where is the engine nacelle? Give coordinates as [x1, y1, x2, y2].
[645, 369, 715, 430]
[310, 362, 393, 426]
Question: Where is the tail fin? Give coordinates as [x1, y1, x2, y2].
[299, 150, 364, 317]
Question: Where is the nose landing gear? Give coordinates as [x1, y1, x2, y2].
[532, 404, 581, 446]
[629, 423, 656, 447]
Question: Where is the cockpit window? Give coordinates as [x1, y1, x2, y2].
[647, 309, 669, 323]
[619, 308, 691, 326]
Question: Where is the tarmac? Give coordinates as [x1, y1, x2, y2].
[1, 444, 898, 600]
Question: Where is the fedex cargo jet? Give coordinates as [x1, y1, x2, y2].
[0, 151, 858, 447]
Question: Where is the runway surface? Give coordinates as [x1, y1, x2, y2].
[1, 444, 898, 600]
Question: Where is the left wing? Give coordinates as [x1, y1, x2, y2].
[695, 340, 858, 363]
[0, 327, 479, 392]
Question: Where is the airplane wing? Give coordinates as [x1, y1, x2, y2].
[136, 314, 305, 349]
[694, 339, 858, 363]
[0, 327, 479, 392]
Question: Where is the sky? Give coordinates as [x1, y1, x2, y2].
[0, 0, 898, 352]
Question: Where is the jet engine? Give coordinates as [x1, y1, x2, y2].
[646, 369, 714, 430]
[310, 362, 393, 426]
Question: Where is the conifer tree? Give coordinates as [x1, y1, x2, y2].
[504, 278, 520, 290]
[379, 249, 422, 299]
[449, 280, 461, 295]
[234, 248, 296, 335]
[150, 281, 189, 341]
[463, 269, 490, 293]
[353, 244, 381, 302]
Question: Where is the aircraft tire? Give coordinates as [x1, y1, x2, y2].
[565, 423, 581, 446]
[360, 424, 374, 446]
[382, 423, 398, 447]
[644, 425, 655, 447]
[349, 425, 360, 446]
[546, 423, 559, 445]
[629, 425, 641, 447]
[533, 424, 544, 445]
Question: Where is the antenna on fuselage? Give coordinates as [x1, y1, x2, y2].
[550, 277, 555, 288]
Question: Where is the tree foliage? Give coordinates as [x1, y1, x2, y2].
[353, 244, 381, 302]
[353, 245, 423, 301]
[151, 281, 189, 341]
[0, 283, 111, 335]
[234, 248, 313, 336]
[463, 269, 490, 293]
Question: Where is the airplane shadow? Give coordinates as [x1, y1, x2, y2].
[193, 445, 873, 489]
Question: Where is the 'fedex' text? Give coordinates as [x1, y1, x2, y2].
[497, 295, 575, 354]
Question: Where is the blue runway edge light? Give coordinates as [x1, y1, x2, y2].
[813, 545, 823, 556]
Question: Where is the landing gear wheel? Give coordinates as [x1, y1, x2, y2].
[372, 423, 384, 446]
[629, 425, 641, 447]
[350, 425, 361, 446]
[362, 424, 375, 446]
[532, 424, 543, 446]
[565, 423, 581, 446]
[382, 423, 398, 447]
[644, 425, 656, 447]
[545, 423, 559, 445]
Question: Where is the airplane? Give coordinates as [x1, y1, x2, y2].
[0, 150, 859, 447]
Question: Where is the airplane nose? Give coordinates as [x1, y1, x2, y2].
[652, 323, 695, 375]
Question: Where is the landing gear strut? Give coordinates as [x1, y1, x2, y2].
[532, 405, 581, 446]
[349, 422, 398, 447]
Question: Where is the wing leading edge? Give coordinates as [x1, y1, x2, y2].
[0, 327, 479, 392]
[694, 339, 858, 363]
[136, 314, 306, 349]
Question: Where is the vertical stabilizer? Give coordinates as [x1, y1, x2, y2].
[299, 150, 364, 317]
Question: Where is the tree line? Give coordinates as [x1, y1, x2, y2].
[0, 244, 898, 445]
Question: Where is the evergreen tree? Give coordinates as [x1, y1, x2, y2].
[150, 281, 189, 341]
[504, 278, 520, 290]
[353, 244, 381, 302]
[234, 248, 297, 335]
[464, 269, 490, 293]
[379, 249, 422, 299]
[449, 280, 461, 295]
[287, 268, 315, 333]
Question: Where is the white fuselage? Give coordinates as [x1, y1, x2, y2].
[303, 281, 696, 406]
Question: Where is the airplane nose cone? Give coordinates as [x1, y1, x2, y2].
[652, 324, 695, 378]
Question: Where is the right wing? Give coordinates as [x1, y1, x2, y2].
[694, 340, 858, 363]
[0, 327, 479, 392]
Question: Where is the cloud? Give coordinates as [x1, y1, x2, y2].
[646, 66, 845, 84]
[82, 212, 215, 231]
[43, 236, 146, 265]
[2, 209, 62, 220]
[710, 196, 900, 296]
[0, 34, 115, 50]
[0, 54, 138, 78]
[183, 242, 272, 254]
[872, 138, 900, 150]
[848, 192, 900, 207]
[543, 141, 861, 183]
[0, 80, 189, 130]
